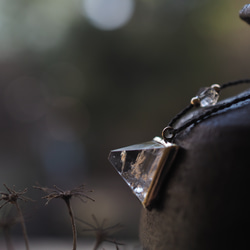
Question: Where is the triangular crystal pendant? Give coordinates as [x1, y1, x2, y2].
[108, 137, 179, 209]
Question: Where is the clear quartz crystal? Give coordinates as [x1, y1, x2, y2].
[198, 87, 219, 107]
[108, 138, 179, 208]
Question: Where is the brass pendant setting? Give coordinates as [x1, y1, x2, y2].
[108, 137, 179, 209]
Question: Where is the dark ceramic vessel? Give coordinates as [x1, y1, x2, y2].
[140, 90, 250, 250]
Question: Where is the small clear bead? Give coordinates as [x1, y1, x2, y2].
[198, 87, 219, 107]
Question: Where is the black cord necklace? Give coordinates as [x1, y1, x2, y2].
[163, 79, 250, 142]
[108, 79, 250, 209]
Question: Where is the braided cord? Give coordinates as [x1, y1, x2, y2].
[171, 93, 250, 139]
[163, 79, 250, 142]
[169, 79, 250, 127]
[168, 104, 193, 127]
[220, 79, 250, 89]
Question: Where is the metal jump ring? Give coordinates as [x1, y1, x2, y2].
[162, 126, 175, 142]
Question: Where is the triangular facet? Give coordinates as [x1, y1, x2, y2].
[108, 137, 179, 208]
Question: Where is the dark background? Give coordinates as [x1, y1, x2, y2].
[0, 0, 250, 242]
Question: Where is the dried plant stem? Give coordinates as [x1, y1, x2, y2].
[3, 227, 14, 250]
[15, 202, 29, 250]
[34, 184, 95, 250]
[65, 199, 77, 250]
[93, 241, 100, 250]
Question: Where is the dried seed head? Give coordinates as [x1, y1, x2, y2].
[33, 184, 94, 205]
[0, 184, 32, 209]
[77, 214, 124, 249]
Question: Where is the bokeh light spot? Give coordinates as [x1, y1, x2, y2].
[41, 139, 86, 175]
[82, 0, 135, 30]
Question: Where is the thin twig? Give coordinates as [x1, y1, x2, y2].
[0, 184, 32, 250]
[3, 226, 14, 250]
[65, 198, 77, 250]
[34, 184, 94, 250]
[14, 202, 29, 250]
